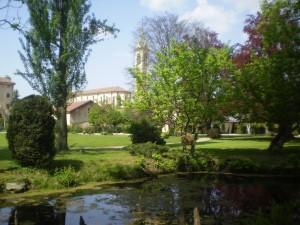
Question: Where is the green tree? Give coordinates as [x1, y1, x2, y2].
[88, 104, 125, 132]
[17, 0, 118, 151]
[131, 42, 234, 154]
[235, 0, 300, 151]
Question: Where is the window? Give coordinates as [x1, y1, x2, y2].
[6, 93, 10, 98]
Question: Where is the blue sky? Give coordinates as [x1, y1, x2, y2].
[0, 0, 261, 97]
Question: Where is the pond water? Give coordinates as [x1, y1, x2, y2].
[0, 174, 300, 225]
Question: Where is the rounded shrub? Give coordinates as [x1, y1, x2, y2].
[6, 95, 55, 167]
[128, 119, 165, 145]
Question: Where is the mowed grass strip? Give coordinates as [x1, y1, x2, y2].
[68, 133, 131, 148]
[0, 133, 181, 149]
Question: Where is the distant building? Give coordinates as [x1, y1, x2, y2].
[0, 76, 15, 127]
[71, 86, 131, 107]
[67, 100, 94, 128]
[67, 86, 131, 127]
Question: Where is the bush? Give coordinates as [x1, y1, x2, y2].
[54, 166, 79, 187]
[6, 95, 55, 167]
[254, 124, 266, 134]
[129, 119, 165, 145]
[152, 153, 176, 172]
[176, 152, 217, 172]
[68, 124, 83, 133]
[219, 157, 258, 173]
[83, 126, 95, 134]
[126, 142, 169, 158]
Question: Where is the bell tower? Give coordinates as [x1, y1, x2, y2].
[135, 32, 149, 73]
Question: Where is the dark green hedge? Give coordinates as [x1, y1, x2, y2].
[6, 95, 55, 167]
[129, 119, 165, 145]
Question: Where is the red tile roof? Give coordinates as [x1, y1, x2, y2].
[76, 86, 131, 96]
[0, 76, 15, 85]
[67, 101, 93, 112]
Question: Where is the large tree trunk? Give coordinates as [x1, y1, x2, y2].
[268, 123, 293, 152]
[56, 106, 68, 151]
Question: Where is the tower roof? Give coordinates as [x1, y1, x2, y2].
[76, 86, 131, 96]
[67, 101, 93, 113]
[0, 76, 15, 85]
[136, 31, 148, 50]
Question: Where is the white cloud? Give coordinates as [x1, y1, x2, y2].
[181, 0, 236, 34]
[180, 0, 261, 42]
[140, 0, 186, 11]
[221, 0, 261, 13]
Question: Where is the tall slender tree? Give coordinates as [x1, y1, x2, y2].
[17, 0, 118, 151]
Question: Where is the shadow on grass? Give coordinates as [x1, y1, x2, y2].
[65, 149, 124, 156]
[0, 167, 19, 173]
[220, 137, 272, 142]
[0, 147, 12, 161]
[220, 136, 300, 143]
[51, 159, 83, 171]
[167, 140, 221, 148]
[198, 146, 300, 161]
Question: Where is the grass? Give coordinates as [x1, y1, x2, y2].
[0, 133, 180, 192]
[0, 133, 181, 149]
[0, 133, 299, 195]
[197, 137, 300, 169]
[68, 133, 131, 148]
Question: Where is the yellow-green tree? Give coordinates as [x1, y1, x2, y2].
[131, 42, 234, 154]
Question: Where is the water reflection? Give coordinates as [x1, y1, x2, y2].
[7, 205, 65, 225]
[1, 175, 299, 225]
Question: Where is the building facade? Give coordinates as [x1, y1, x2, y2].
[71, 86, 131, 107]
[0, 76, 15, 127]
[67, 86, 131, 127]
[67, 101, 94, 127]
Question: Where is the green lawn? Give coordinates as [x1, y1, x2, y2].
[68, 133, 131, 148]
[0, 132, 7, 148]
[0, 134, 299, 193]
[197, 137, 300, 167]
[0, 133, 181, 149]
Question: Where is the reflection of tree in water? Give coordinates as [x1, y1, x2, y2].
[4, 176, 300, 225]
[8, 204, 66, 225]
[118, 176, 300, 224]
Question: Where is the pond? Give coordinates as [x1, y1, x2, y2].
[0, 174, 300, 225]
